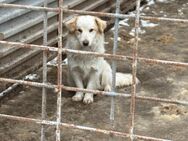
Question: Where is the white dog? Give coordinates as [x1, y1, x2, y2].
[65, 15, 139, 104]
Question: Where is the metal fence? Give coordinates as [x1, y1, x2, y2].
[0, 0, 188, 141]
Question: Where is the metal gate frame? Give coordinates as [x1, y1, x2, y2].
[0, 0, 188, 141]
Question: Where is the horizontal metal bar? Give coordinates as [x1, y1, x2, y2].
[0, 3, 57, 39]
[0, 3, 188, 23]
[0, 40, 188, 67]
[62, 85, 188, 106]
[0, 77, 55, 89]
[63, 9, 188, 23]
[0, 0, 56, 25]
[0, 3, 59, 12]
[0, 77, 188, 106]
[0, 113, 171, 141]
[0, 40, 58, 52]
[0, 49, 40, 74]
[0, 20, 58, 59]
[0, 38, 58, 75]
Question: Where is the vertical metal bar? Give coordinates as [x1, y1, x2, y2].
[41, 0, 48, 141]
[129, 0, 141, 141]
[110, 0, 121, 121]
[110, 0, 121, 140]
[56, 0, 63, 141]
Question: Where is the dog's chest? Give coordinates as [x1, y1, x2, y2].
[69, 56, 100, 77]
[79, 64, 97, 78]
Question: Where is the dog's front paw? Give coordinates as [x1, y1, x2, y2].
[104, 85, 111, 91]
[72, 92, 84, 101]
[83, 93, 93, 104]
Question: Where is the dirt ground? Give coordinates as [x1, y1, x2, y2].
[0, 0, 188, 141]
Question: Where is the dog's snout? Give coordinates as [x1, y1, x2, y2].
[83, 40, 89, 46]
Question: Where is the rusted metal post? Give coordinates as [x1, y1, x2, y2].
[110, 0, 121, 120]
[110, 0, 121, 141]
[56, 0, 63, 140]
[41, 0, 48, 140]
[129, 0, 141, 140]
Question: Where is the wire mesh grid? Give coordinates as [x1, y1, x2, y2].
[0, 0, 188, 141]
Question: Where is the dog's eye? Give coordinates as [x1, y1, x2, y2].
[89, 29, 94, 32]
[77, 29, 82, 33]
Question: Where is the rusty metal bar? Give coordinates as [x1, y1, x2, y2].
[1, 3, 188, 23]
[0, 3, 59, 12]
[0, 40, 58, 51]
[61, 86, 188, 106]
[129, 0, 141, 140]
[109, 1, 121, 141]
[110, 0, 121, 125]
[0, 113, 172, 141]
[63, 9, 188, 23]
[56, 0, 63, 140]
[0, 78, 55, 89]
[1, 77, 188, 106]
[41, 0, 48, 140]
[0, 40, 188, 67]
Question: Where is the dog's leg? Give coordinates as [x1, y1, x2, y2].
[83, 82, 95, 104]
[83, 72, 99, 104]
[101, 70, 112, 92]
[101, 61, 112, 91]
[71, 72, 84, 101]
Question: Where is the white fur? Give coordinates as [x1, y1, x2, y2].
[115, 73, 140, 87]
[65, 15, 139, 104]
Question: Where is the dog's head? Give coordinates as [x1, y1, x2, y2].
[65, 15, 107, 47]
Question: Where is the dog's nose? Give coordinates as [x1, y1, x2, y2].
[83, 40, 89, 46]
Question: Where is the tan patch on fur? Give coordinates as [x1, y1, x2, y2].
[95, 17, 107, 33]
[65, 17, 77, 33]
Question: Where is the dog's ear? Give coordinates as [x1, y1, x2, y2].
[95, 17, 107, 33]
[65, 17, 77, 33]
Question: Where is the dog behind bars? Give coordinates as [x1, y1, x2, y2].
[65, 15, 139, 104]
